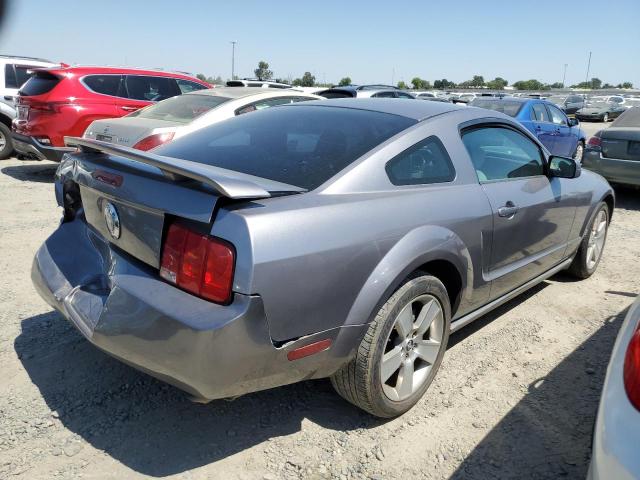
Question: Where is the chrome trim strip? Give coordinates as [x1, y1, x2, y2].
[450, 258, 572, 333]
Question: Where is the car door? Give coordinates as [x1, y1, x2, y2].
[529, 102, 557, 153]
[461, 124, 576, 299]
[547, 103, 574, 157]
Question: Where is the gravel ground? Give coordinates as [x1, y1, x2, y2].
[0, 142, 638, 479]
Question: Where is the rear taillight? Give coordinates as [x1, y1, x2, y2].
[623, 322, 640, 411]
[132, 132, 175, 151]
[160, 223, 235, 303]
[587, 133, 602, 150]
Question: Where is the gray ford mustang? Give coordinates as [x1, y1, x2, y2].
[33, 99, 614, 417]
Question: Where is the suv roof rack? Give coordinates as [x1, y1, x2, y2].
[0, 54, 53, 63]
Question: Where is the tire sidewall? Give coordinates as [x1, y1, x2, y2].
[0, 122, 14, 160]
[368, 275, 451, 417]
[581, 203, 609, 276]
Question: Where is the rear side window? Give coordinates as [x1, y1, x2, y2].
[14, 66, 32, 87]
[19, 72, 60, 96]
[154, 106, 416, 190]
[177, 79, 207, 94]
[530, 103, 550, 122]
[83, 75, 122, 97]
[386, 136, 455, 185]
[373, 91, 396, 98]
[125, 75, 179, 101]
[127, 94, 230, 124]
[4, 64, 17, 88]
[462, 126, 544, 182]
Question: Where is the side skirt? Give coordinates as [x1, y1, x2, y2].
[450, 258, 573, 333]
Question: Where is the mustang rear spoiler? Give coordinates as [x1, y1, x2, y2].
[64, 137, 305, 200]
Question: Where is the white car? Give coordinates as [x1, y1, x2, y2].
[588, 295, 640, 480]
[83, 88, 321, 150]
[226, 79, 291, 89]
[0, 55, 58, 158]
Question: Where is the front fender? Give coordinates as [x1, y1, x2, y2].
[344, 224, 471, 327]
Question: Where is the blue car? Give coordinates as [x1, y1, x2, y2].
[471, 97, 587, 161]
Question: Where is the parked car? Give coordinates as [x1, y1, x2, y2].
[316, 87, 415, 99]
[547, 94, 587, 116]
[576, 100, 626, 122]
[451, 93, 477, 104]
[414, 92, 450, 103]
[226, 78, 291, 89]
[35, 99, 613, 418]
[588, 294, 640, 480]
[83, 88, 321, 150]
[0, 55, 58, 159]
[582, 107, 640, 186]
[11, 66, 210, 161]
[470, 97, 587, 160]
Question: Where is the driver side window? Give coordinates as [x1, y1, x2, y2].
[548, 105, 568, 126]
[462, 126, 544, 182]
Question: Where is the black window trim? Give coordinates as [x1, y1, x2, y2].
[385, 135, 456, 187]
[459, 121, 548, 184]
[233, 96, 312, 116]
[123, 74, 181, 101]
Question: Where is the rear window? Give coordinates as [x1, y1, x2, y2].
[154, 105, 416, 190]
[611, 107, 640, 127]
[18, 72, 60, 96]
[471, 99, 523, 117]
[128, 94, 230, 124]
[177, 79, 208, 94]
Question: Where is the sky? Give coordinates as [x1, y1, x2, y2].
[0, 0, 639, 87]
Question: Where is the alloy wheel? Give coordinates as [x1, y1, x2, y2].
[574, 142, 584, 162]
[380, 294, 444, 401]
[603, 113, 609, 122]
[0, 130, 6, 150]
[586, 209, 607, 270]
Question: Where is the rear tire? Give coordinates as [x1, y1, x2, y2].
[573, 141, 584, 162]
[567, 202, 609, 279]
[602, 113, 609, 122]
[331, 274, 450, 418]
[0, 123, 14, 160]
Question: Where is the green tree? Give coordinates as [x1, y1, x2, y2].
[513, 79, 546, 90]
[254, 61, 273, 81]
[434, 78, 455, 89]
[293, 72, 316, 87]
[471, 75, 485, 87]
[549, 82, 564, 89]
[618, 82, 633, 89]
[338, 77, 352, 86]
[196, 73, 207, 82]
[397, 80, 408, 89]
[411, 77, 431, 90]
[486, 77, 508, 90]
[590, 77, 602, 89]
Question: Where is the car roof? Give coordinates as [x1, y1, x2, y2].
[286, 98, 462, 121]
[35, 65, 205, 81]
[185, 87, 315, 100]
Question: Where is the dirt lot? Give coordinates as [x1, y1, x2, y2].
[0, 136, 638, 479]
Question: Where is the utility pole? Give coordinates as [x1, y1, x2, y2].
[391, 68, 395, 86]
[585, 51, 592, 88]
[230, 41, 237, 80]
[562, 63, 568, 88]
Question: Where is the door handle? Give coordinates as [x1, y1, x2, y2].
[498, 202, 519, 218]
[120, 106, 138, 112]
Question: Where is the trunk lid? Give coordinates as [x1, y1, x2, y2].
[83, 117, 180, 148]
[601, 127, 640, 161]
[59, 137, 305, 268]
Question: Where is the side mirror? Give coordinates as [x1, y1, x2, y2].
[549, 156, 581, 179]
[568, 117, 579, 127]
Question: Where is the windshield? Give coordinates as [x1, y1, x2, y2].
[470, 99, 523, 117]
[586, 101, 609, 108]
[154, 105, 416, 190]
[547, 96, 566, 104]
[127, 94, 230, 124]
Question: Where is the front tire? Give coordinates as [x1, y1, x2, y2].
[602, 113, 609, 122]
[331, 274, 450, 418]
[567, 202, 609, 279]
[0, 123, 14, 160]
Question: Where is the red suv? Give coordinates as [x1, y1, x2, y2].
[12, 66, 210, 161]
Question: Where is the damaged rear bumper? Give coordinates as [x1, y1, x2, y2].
[32, 218, 367, 400]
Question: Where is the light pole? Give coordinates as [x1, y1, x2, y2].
[230, 41, 237, 80]
[585, 51, 592, 88]
[562, 63, 568, 88]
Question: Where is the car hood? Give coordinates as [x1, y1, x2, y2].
[83, 117, 181, 148]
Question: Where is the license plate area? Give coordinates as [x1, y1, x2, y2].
[96, 134, 113, 142]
